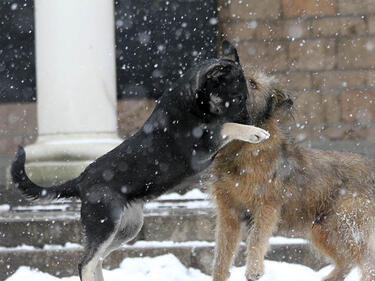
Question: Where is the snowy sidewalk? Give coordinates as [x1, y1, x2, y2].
[6, 254, 360, 281]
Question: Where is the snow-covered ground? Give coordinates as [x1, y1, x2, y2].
[2, 190, 360, 280]
[6, 254, 361, 281]
[0, 236, 308, 252]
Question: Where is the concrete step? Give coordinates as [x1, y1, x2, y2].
[0, 199, 216, 247]
[0, 241, 327, 280]
[0, 199, 329, 280]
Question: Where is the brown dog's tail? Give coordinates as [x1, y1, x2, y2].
[11, 146, 81, 200]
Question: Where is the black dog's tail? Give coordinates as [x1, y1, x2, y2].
[11, 146, 81, 200]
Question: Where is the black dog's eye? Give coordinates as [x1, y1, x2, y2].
[249, 79, 257, 89]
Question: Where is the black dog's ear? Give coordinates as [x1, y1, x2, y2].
[221, 40, 240, 63]
[206, 64, 230, 83]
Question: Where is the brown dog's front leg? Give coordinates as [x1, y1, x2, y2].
[246, 204, 280, 281]
[221, 123, 269, 147]
[213, 195, 241, 281]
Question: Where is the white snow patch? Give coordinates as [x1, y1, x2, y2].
[209, 17, 218, 25]
[0, 204, 10, 212]
[145, 200, 212, 209]
[0, 244, 35, 251]
[247, 20, 258, 29]
[12, 204, 71, 211]
[123, 240, 215, 248]
[157, 189, 208, 200]
[5, 255, 362, 281]
[0, 243, 82, 252]
[43, 243, 83, 250]
[269, 236, 307, 245]
[46, 138, 122, 145]
[365, 42, 374, 51]
[10, 3, 18, 10]
[0, 237, 308, 253]
[288, 25, 303, 38]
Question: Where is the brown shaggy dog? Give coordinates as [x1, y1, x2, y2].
[210, 70, 375, 281]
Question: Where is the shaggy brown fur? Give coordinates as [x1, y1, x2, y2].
[210, 70, 375, 281]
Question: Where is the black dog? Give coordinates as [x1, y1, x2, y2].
[11, 41, 269, 281]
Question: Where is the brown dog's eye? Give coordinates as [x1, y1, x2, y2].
[249, 79, 257, 89]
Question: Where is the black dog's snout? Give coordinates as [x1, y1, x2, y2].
[238, 108, 252, 125]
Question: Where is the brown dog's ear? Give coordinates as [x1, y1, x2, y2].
[269, 88, 294, 122]
[221, 40, 240, 63]
[271, 88, 293, 109]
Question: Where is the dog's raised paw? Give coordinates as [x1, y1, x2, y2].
[247, 127, 270, 143]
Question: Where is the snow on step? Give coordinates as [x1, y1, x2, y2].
[5, 254, 361, 281]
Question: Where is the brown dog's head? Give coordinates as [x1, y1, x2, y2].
[242, 70, 294, 126]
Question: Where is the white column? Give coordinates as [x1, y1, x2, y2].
[25, 0, 122, 184]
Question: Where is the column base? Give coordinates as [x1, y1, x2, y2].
[23, 133, 123, 186]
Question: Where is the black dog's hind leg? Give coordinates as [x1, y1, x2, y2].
[79, 188, 144, 281]
[79, 192, 121, 281]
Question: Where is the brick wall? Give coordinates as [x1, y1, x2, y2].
[1, 0, 375, 158]
[0, 100, 155, 156]
[218, 0, 375, 142]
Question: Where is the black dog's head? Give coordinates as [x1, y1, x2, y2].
[182, 41, 251, 125]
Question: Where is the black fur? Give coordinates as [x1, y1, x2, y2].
[11, 146, 80, 200]
[11, 41, 265, 281]
[12, 41, 251, 205]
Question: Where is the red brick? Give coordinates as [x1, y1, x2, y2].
[368, 71, 375, 88]
[311, 71, 368, 90]
[223, 19, 311, 42]
[322, 93, 341, 123]
[369, 16, 375, 34]
[293, 92, 325, 125]
[338, 38, 375, 69]
[340, 90, 375, 122]
[273, 72, 312, 90]
[0, 103, 37, 136]
[0, 135, 24, 154]
[318, 123, 371, 140]
[291, 123, 375, 141]
[281, 0, 336, 17]
[289, 39, 336, 71]
[220, 22, 257, 41]
[254, 21, 285, 40]
[367, 124, 375, 140]
[283, 19, 311, 39]
[117, 99, 155, 136]
[338, 0, 375, 15]
[340, 123, 375, 140]
[255, 19, 311, 41]
[218, 0, 281, 20]
[311, 17, 366, 37]
[319, 123, 351, 140]
[236, 41, 288, 72]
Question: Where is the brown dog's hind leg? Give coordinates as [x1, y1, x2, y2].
[358, 247, 375, 281]
[212, 195, 241, 281]
[311, 223, 353, 281]
[245, 204, 280, 281]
